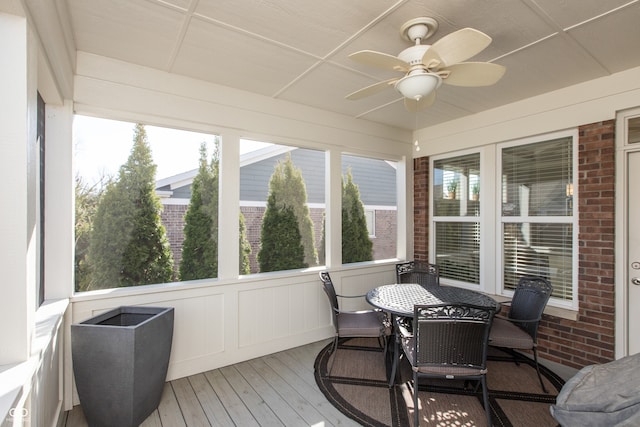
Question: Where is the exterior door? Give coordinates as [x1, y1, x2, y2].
[628, 150, 640, 354]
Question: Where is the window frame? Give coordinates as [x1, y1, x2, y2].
[430, 147, 488, 292]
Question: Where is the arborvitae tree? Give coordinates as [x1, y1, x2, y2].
[74, 175, 111, 292]
[180, 140, 251, 279]
[262, 153, 318, 267]
[318, 213, 326, 265]
[87, 123, 174, 288]
[87, 180, 133, 288]
[180, 143, 218, 280]
[258, 194, 306, 272]
[317, 171, 372, 265]
[342, 169, 373, 263]
[239, 212, 251, 275]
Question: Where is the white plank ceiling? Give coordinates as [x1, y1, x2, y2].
[35, 0, 640, 130]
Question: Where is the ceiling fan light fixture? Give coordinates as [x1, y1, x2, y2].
[394, 73, 441, 101]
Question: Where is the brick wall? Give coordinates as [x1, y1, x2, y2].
[241, 207, 397, 273]
[161, 204, 188, 276]
[241, 206, 265, 273]
[240, 207, 326, 273]
[373, 210, 397, 260]
[413, 120, 616, 369]
[413, 157, 430, 263]
[162, 205, 397, 275]
[538, 120, 616, 369]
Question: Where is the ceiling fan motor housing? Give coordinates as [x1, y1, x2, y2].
[398, 44, 430, 67]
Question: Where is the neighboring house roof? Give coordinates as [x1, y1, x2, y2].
[156, 145, 397, 206]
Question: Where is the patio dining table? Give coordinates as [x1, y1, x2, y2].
[366, 283, 501, 386]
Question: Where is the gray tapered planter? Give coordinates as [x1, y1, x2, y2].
[71, 306, 174, 427]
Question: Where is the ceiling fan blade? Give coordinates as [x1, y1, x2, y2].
[349, 50, 409, 72]
[441, 62, 506, 87]
[422, 28, 492, 68]
[346, 78, 399, 100]
[404, 91, 436, 112]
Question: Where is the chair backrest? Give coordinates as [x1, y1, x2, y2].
[319, 271, 339, 330]
[509, 276, 553, 339]
[413, 303, 494, 370]
[396, 261, 440, 287]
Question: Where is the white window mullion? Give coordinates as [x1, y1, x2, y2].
[218, 132, 240, 279]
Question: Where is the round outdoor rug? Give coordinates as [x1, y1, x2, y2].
[314, 337, 565, 427]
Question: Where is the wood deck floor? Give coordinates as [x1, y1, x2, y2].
[64, 339, 360, 427]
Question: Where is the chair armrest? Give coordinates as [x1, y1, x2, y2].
[335, 293, 367, 299]
[501, 302, 512, 310]
[334, 307, 378, 315]
[498, 315, 542, 324]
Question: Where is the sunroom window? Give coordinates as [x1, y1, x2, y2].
[430, 132, 577, 307]
[500, 136, 575, 301]
[74, 116, 403, 289]
[432, 153, 481, 285]
[73, 115, 219, 291]
[239, 140, 324, 274]
[341, 154, 397, 264]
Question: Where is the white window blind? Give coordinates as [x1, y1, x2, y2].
[502, 138, 573, 217]
[435, 222, 480, 283]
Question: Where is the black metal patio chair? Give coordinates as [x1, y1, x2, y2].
[396, 261, 440, 287]
[399, 303, 495, 427]
[319, 271, 391, 374]
[488, 275, 553, 393]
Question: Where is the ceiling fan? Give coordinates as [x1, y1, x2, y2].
[346, 17, 506, 112]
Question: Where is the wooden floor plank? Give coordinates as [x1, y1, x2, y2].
[65, 340, 358, 427]
[286, 339, 329, 369]
[204, 369, 260, 427]
[188, 373, 235, 427]
[157, 382, 187, 427]
[247, 357, 335, 427]
[139, 410, 162, 427]
[171, 377, 211, 426]
[262, 353, 360, 427]
[274, 347, 318, 387]
[64, 405, 88, 427]
[219, 365, 284, 426]
[235, 360, 308, 426]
